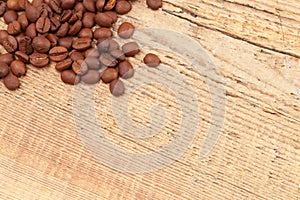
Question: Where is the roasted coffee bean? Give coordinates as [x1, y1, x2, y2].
[60, 9, 72, 22]
[55, 58, 72, 71]
[68, 10, 83, 24]
[32, 36, 51, 53]
[10, 60, 26, 77]
[78, 28, 93, 39]
[61, 0, 75, 10]
[115, 0, 132, 15]
[82, 12, 95, 28]
[84, 48, 99, 58]
[31, 0, 44, 7]
[81, 70, 100, 84]
[72, 59, 88, 75]
[18, 35, 33, 54]
[56, 22, 69, 37]
[3, 73, 20, 90]
[99, 53, 117, 67]
[3, 35, 18, 53]
[15, 51, 29, 63]
[109, 79, 124, 96]
[25, 23, 37, 38]
[70, 51, 84, 61]
[4, 10, 18, 24]
[72, 37, 91, 51]
[110, 49, 125, 61]
[25, 5, 40, 23]
[38, 3, 52, 17]
[105, 11, 118, 23]
[118, 22, 134, 39]
[85, 56, 101, 69]
[83, 0, 96, 12]
[7, 21, 21, 35]
[104, 0, 117, 11]
[94, 13, 113, 27]
[30, 53, 49, 67]
[0, 30, 8, 44]
[97, 38, 110, 52]
[36, 17, 51, 33]
[46, 33, 58, 47]
[7, 0, 26, 11]
[50, 16, 61, 31]
[58, 37, 73, 50]
[96, 0, 105, 11]
[122, 42, 140, 57]
[101, 68, 118, 83]
[144, 53, 161, 67]
[74, 2, 86, 13]
[146, 0, 162, 10]
[17, 13, 28, 30]
[68, 20, 82, 36]
[0, 1, 6, 17]
[49, 46, 68, 62]
[15, 32, 25, 43]
[0, 62, 9, 78]
[108, 39, 120, 52]
[118, 60, 134, 79]
[48, 0, 62, 14]
[0, 53, 14, 65]
[61, 69, 79, 85]
[94, 28, 112, 40]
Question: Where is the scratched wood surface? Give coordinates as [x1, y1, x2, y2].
[0, 0, 299, 199]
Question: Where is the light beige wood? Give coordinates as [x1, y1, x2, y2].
[0, 0, 299, 199]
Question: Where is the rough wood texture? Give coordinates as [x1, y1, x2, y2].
[0, 0, 299, 199]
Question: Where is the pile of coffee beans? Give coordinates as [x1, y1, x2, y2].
[0, 0, 162, 96]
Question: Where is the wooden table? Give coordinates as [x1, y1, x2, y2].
[0, 0, 299, 199]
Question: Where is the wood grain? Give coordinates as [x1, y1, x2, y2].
[0, 0, 299, 199]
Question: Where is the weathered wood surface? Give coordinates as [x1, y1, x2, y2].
[0, 0, 299, 199]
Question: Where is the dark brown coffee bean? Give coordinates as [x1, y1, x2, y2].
[85, 56, 101, 69]
[10, 60, 26, 77]
[55, 58, 72, 71]
[7, 21, 21, 35]
[82, 12, 95, 28]
[36, 17, 51, 33]
[108, 39, 120, 52]
[7, 0, 26, 11]
[3, 73, 20, 90]
[105, 11, 118, 23]
[0, 1, 6, 17]
[30, 53, 49, 67]
[97, 38, 110, 52]
[78, 28, 93, 39]
[110, 49, 125, 61]
[46, 33, 58, 47]
[115, 0, 132, 15]
[109, 79, 124, 96]
[31, 0, 44, 7]
[72, 59, 88, 75]
[50, 16, 61, 31]
[56, 22, 69, 37]
[18, 35, 33, 54]
[74, 2, 86, 13]
[58, 37, 73, 50]
[15, 51, 29, 63]
[0, 53, 14, 65]
[122, 42, 140, 57]
[61, 69, 80, 85]
[3, 35, 18, 53]
[38, 3, 52, 17]
[48, 0, 62, 14]
[49, 46, 68, 62]
[68, 20, 82, 36]
[0, 62, 9, 78]
[100, 53, 117, 67]
[25, 5, 40, 23]
[118, 22, 134, 39]
[101, 68, 118, 83]
[146, 0, 162, 10]
[61, 0, 75, 9]
[4, 10, 18, 24]
[25, 23, 37, 39]
[94, 13, 113, 27]
[93, 28, 112, 40]
[144, 53, 161, 67]
[96, 0, 105, 11]
[104, 0, 117, 11]
[17, 13, 28, 30]
[84, 48, 100, 58]
[60, 9, 72, 22]
[83, 0, 96, 12]
[70, 51, 84, 61]
[118, 60, 134, 79]
[32, 36, 51, 53]
[72, 37, 92, 51]
[68, 10, 83, 24]
[0, 30, 8, 44]
[81, 70, 100, 84]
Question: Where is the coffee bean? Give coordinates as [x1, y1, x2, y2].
[61, 69, 80, 85]
[104, 0, 117, 11]
[0, 62, 9, 78]
[118, 22, 135, 39]
[68, 10, 83, 24]
[31, 0, 44, 7]
[83, 0, 96, 12]
[100, 53, 117, 67]
[94, 28, 112, 40]
[61, 0, 75, 10]
[46, 33, 58, 47]
[146, 0, 162, 10]
[7, 21, 21, 35]
[38, 3, 52, 18]
[60, 9, 72, 22]
[4, 10, 18, 24]
[56, 22, 69, 37]
[3, 35, 18, 53]
[17, 13, 28, 30]
[70, 51, 84, 61]
[74, 2, 86, 13]
[49, 46, 68, 62]
[97, 38, 110, 52]
[94, 13, 113, 27]
[25, 5, 40, 23]
[118, 60, 134, 79]
[72, 59, 88, 75]
[108, 39, 120, 52]
[84, 48, 100, 58]
[3, 73, 20, 90]
[96, 0, 105, 12]
[81, 70, 100, 84]
[122, 42, 140, 57]
[25, 23, 37, 38]
[68, 20, 82, 36]
[72, 37, 91, 51]
[0, 53, 14, 65]
[30, 53, 49, 67]
[78, 28, 93, 39]
[0, 1, 6, 17]
[85, 56, 101, 69]
[10, 60, 26, 77]
[105, 11, 118, 23]
[0, 30, 8, 44]
[18, 35, 33, 54]
[7, 0, 26, 11]
[115, 0, 132, 15]
[55, 58, 72, 71]
[15, 51, 29, 63]
[109, 79, 125, 96]
[144, 53, 161, 67]
[48, 0, 62, 14]
[110, 49, 125, 61]
[50, 16, 61, 31]
[36, 17, 51, 33]
[32, 36, 51, 53]
[82, 12, 95, 28]
[58, 37, 73, 50]
[101, 68, 118, 83]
